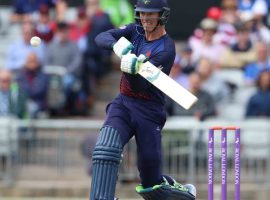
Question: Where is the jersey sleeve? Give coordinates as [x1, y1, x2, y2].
[149, 49, 176, 75]
[95, 24, 135, 50]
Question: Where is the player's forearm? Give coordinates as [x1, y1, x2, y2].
[95, 32, 117, 50]
[95, 25, 133, 50]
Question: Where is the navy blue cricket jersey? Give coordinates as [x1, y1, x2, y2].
[95, 23, 175, 106]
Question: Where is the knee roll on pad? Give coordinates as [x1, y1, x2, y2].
[136, 185, 196, 200]
[90, 126, 123, 200]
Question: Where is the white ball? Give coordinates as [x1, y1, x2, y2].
[30, 36, 41, 47]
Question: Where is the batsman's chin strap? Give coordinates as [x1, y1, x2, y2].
[149, 21, 162, 33]
[135, 23, 163, 37]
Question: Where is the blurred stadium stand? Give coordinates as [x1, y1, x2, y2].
[0, 6, 20, 68]
[0, 0, 221, 40]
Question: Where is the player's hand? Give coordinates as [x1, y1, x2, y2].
[120, 54, 140, 74]
[113, 37, 134, 58]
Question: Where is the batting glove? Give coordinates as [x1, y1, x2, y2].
[113, 37, 134, 58]
[120, 54, 141, 74]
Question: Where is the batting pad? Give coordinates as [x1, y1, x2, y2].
[90, 126, 123, 200]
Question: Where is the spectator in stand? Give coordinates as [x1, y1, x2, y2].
[220, 21, 256, 68]
[196, 58, 231, 106]
[10, 0, 67, 23]
[239, 10, 270, 45]
[189, 18, 225, 68]
[221, 0, 239, 24]
[69, 6, 90, 51]
[45, 21, 83, 115]
[5, 21, 45, 74]
[238, 0, 268, 19]
[0, 69, 28, 174]
[179, 45, 196, 75]
[245, 69, 270, 117]
[54, 0, 67, 22]
[83, 0, 114, 78]
[34, 4, 54, 44]
[100, 0, 134, 27]
[81, 0, 114, 112]
[213, 1, 239, 46]
[16, 52, 48, 118]
[237, 0, 270, 44]
[170, 72, 216, 121]
[169, 55, 189, 88]
[244, 42, 270, 85]
[193, 1, 239, 46]
[0, 69, 28, 118]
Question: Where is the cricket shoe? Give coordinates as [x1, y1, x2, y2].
[136, 176, 196, 200]
[183, 184, 197, 198]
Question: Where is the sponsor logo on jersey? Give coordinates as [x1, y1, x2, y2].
[146, 50, 151, 58]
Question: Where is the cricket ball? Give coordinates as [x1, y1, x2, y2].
[30, 36, 41, 47]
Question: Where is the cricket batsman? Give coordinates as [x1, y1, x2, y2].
[89, 0, 197, 199]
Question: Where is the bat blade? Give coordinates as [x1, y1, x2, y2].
[138, 61, 198, 110]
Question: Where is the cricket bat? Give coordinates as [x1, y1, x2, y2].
[138, 61, 198, 110]
[114, 37, 198, 110]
